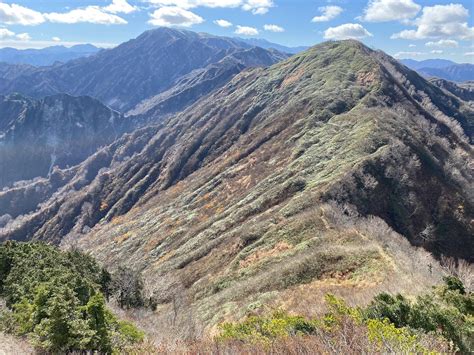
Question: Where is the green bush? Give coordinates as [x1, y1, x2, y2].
[364, 276, 473, 352]
[0, 241, 143, 353]
[218, 309, 315, 343]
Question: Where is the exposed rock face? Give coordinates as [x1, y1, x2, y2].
[0, 28, 286, 112]
[0, 93, 127, 188]
[0, 41, 472, 330]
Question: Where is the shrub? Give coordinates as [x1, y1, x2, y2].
[364, 276, 473, 352]
[0, 241, 144, 353]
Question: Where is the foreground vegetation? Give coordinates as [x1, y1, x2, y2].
[0, 241, 471, 354]
[0, 241, 144, 353]
[216, 276, 472, 353]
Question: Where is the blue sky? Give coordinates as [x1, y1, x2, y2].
[0, 0, 473, 63]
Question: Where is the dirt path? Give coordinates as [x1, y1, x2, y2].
[0, 333, 34, 355]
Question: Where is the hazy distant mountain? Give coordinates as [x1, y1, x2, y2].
[0, 44, 100, 66]
[401, 58, 474, 82]
[0, 93, 127, 189]
[0, 29, 286, 112]
[236, 37, 309, 53]
[400, 58, 456, 70]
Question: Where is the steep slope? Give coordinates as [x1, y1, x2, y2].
[0, 41, 472, 332]
[0, 29, 285, 112]
[400, 59, 474, 82]
[0, 93, 127, 189]
[128, 46, 288, 120]
[418, 64, 474, 82]
[0, 44, 100, 66]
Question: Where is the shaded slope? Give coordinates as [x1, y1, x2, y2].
[127, 46, 288, 121]
[0, 93, 127, 189]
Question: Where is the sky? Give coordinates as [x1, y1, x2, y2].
[0, 0, 473, 63]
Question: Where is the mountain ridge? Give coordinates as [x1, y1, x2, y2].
[0, 28, 287, 112]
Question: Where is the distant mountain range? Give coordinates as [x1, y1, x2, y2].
[0, 29, 287, 112]
[236, 38, 309, 54]
[0, 44, 100, 66]
[401, 58, 474, 82]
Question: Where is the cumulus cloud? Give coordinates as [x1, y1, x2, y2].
[0, 2, 132, 26]
[425, 39, 458, 48]
[148, 6, 204, 27]
[430, 49, 443, 54]
[465, 52, 474, 56]
[242, 0, 274, 15]
[147, 0, 241, 8]
[16, 33, 31, 41]
[391, 4, 474, 40]
[46, 6, 128, 25]
[0, 3, 45, 26]
[147, 0, 273, 14]
[235, 25, 259, 36]
[0, 28, 15, 39]
[0, 28, 31, 41]
[408, 44, 416, 47]
[324, 23, 373, 40]
[214, 19, 233, 27]
[103, 0, 137, 14]
[312, 6, 343, 22]
[52, 37, 61, 42]
[264, 24, 284, 32]
[394, 51, 424, 58]
[360, 0, 420, 22]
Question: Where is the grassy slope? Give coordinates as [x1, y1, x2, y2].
[68, 41, 472, 339]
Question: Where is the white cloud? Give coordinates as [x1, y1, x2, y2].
[148, 6, 204, 27]
[394, 51, 424, 58]
[147, 0, 241, 8]
[46, 6, 127, 25]
[235, 25, 259, 36]
[242, 0, 274, 15]
[361, 0, 420, 22]
[323, 23, 373, 40]
[214, 19, 232, 27]
[430, 49, 443, 54]
[408, 43, 416, 47]
[0, 28, 15, 39]
[465, 52, 474, 56]
[16, 33, 31, 41]
[103, 0, 137, 14]
[146, 0, 272, 14]
[0, 28, 30, 41]
[0, 3, 45, 26]
[391, 4, 474, 40]
[312, 6, 343, 22]
[425, 39, 458, 48]
[52, 37, 61, 42]
[264, 24, 284, 32]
